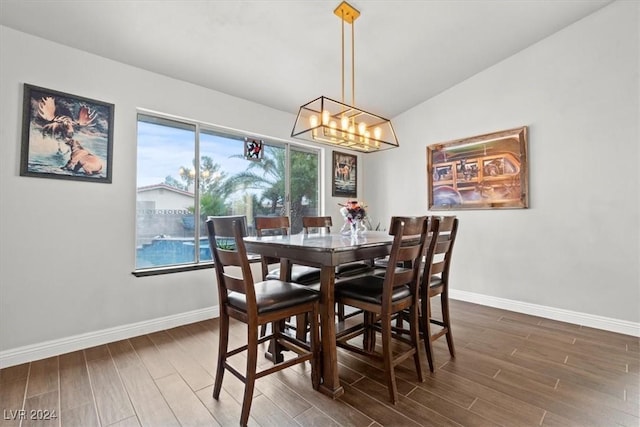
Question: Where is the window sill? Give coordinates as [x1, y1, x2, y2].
[131, 254, 261, 277]
[132, 262, 214, 277]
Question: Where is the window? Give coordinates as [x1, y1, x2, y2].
[135, 113, 320, 271]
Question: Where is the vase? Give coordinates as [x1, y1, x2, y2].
[350, 219, 365, 236]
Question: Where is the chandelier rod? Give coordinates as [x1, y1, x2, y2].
[351, 15, 355, 107]
[341, 8, 345, 105]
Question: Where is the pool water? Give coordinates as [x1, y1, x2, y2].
[136, 237, 213, 268]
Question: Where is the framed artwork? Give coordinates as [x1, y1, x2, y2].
[20, 84, 114, 183]
[244, 137, 264, 161]
[427, 126, 529, 210]
[332, 150, 357, 198]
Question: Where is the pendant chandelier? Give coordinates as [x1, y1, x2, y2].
[291, 1, 399, 153]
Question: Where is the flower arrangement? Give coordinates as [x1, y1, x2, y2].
[342, 200, 366, 222]
[339, 200, 367, 235]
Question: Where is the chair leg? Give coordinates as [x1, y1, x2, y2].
[395, 314, 404, 329]
[295, 314, 307, 341]
[213, 312, 229, 399]
[422, 296, 435, 373]
[363, 311, 376, 353]
[441, 293, 456, 357]
[309, 304, 321, 390]
[337, 302, 345, 321]
[240, 325, 259, 427]
[409, 304, 424, 382]
[381, 314, 398, 404]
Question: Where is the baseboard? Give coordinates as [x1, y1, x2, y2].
[0, 306, 219, 369]
[450, 289, 640, 337]
[3, 291, 638, 369]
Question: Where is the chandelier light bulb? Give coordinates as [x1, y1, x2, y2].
[329, 120, 337, 136]
[341, 116, 349, 130]
[358, 122, 366, 135]
[373, 126, 382, 140]
[322, 110, 330, 125]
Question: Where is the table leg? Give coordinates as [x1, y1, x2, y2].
[318, 265, 344, 398]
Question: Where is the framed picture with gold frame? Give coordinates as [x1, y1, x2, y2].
[427, 126, 529, 210]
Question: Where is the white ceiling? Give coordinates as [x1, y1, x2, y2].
[0, 0, 612, 119]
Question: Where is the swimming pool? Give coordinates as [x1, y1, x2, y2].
[135, 237, 213, 269]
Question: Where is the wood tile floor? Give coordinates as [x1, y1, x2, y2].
[1, 300, 638, 426]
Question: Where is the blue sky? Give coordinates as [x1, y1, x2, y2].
[136, 121, 251, 188]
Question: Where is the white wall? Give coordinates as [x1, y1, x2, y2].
[0, 25, 361, 365]
[364, 1, 639, 325]
[1, 1, 637, 367]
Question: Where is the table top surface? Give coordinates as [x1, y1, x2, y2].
[244, 231, 393, 252]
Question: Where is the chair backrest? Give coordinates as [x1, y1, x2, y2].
[381, 216, 430, 310]
[255, 216, 289, 237]
[206, 217, 257, 312]
[254, 216, 290, 279]
[206, 215, 248, 244]
[302, 216, 332, 235]
[423, 216, 458, 290]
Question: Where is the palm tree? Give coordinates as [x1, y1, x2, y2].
[166, 156, 232, 217]
[227, 146, 318, 232]
[227, 146, 286, 214]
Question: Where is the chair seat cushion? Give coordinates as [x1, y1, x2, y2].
[373, 257, 390, 268]
[336, 262, 373, 277]
[266, 265, 321, 285]
[418, 275, 443, 289]
[228, 280, 319, 314]
[373, 267, 412, 278]
[428, 276, 443, 288]
[335, 276, 411, 305]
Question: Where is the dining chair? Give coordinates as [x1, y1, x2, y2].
[205, 215, 260, 263]
[206, 217, 320, 427]
[255, 216, 321, 339]
[302, 215, 373, 322]
[255, 216, 321, 285]
[421, 216, 459, 372]
[302, 215, 373, 278]
[334, 216, 429, 404]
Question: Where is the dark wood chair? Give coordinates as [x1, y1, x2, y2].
[334, 216, 429, 403]
[206, 217, 320, 426]
[205, 215, 260, 262]
[302, 215, 373, 278]
[421, 216, 459, 372]
[255, 216, 321, 339]
[302, 215, 372, 322]
[301, 215, 333, 234]
[255, 216, 321, 285]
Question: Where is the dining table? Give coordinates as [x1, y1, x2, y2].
[243, 230, 394, 398]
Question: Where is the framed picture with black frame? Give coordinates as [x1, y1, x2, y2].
[20, 84, 114, 183]
[332, 150, 357, 198]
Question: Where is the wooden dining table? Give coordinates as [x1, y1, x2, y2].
[243, 231, 394, 398]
